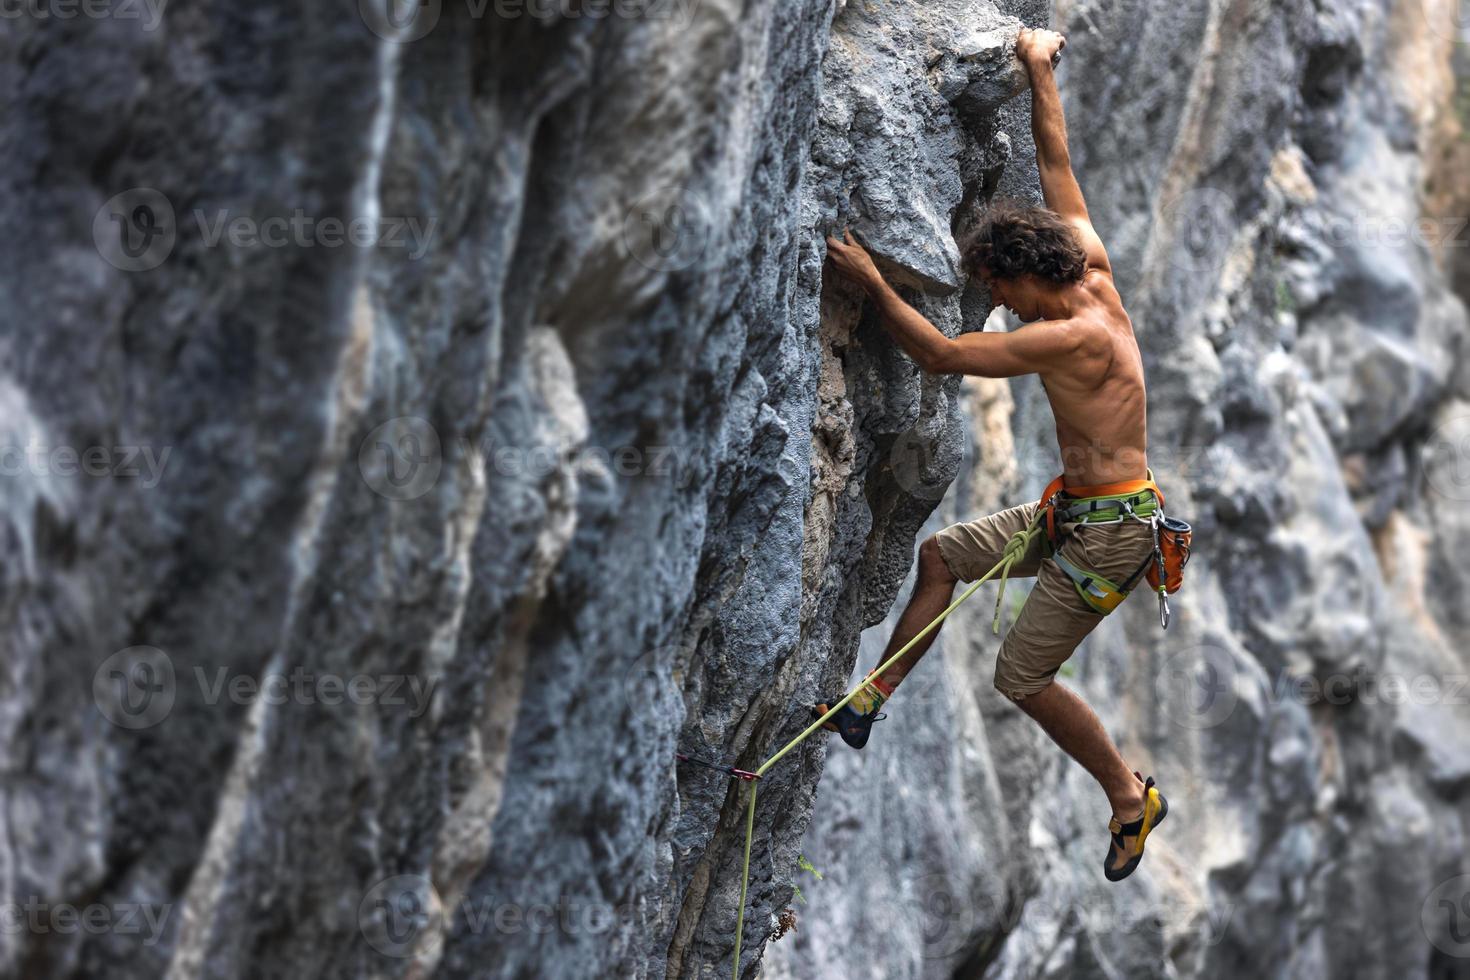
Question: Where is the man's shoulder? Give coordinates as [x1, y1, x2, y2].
[1078, 269, 1132, 325]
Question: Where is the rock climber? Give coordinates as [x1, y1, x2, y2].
[820, 27, 1167, 882]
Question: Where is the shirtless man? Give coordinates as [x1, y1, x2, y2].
[821, 28, 1167, 881]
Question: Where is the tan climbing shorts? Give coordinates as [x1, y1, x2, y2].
[934, 500, 1157, 700]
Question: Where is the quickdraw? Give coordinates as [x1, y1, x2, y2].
[675, 753, 761, 782]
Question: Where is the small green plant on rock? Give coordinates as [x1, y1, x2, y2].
[792, 853, 824, 905]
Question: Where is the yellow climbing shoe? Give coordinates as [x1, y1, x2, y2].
[1103, 773, 1168, 882]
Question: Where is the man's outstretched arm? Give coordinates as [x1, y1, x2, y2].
[1016, 28, 1112, 274]
[824, 230, 1081, 378]
[824, 230, 955, 373]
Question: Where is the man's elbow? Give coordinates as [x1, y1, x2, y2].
[923, 341, 960, 375]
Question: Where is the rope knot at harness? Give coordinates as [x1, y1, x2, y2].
[990, 516, 1046, 634]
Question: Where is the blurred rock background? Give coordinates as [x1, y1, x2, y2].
[0, 1, 1465, 979]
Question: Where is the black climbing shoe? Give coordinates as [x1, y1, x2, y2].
[810, 694, 887, 750]
[1103, 773, 1168, 882]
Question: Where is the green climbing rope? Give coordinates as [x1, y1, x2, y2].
[728, 515, 1043, 980]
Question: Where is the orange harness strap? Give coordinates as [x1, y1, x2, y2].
[1037, 469, 1165, 544]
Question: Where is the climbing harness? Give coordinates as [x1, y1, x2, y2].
[1034, 468, 1191, 628]
[706, 471, 1191, 978]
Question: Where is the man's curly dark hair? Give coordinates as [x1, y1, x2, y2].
[965, 200, 1088, 283]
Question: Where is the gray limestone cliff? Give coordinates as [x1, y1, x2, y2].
[0, 1, 1466, 979]
[771, 2, 1470, 979]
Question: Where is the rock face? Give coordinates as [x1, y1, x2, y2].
[770, 2, 1470, 979]
[1, 2, 1466, 980]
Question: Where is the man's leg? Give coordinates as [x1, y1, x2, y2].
[1013, 681, 1144, 821]
[813, 537, 959, 742]
[814, 504, 1044, 747]
[994, 517, 1158, 822]
[875, 503, 1046, 692]
[869, 536, 958, 689]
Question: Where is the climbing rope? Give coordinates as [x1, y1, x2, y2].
[704, 515, 1045, 980]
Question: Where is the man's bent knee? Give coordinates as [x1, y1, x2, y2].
[919, 534, 959, 584]
[994, 662, 1055, 703]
